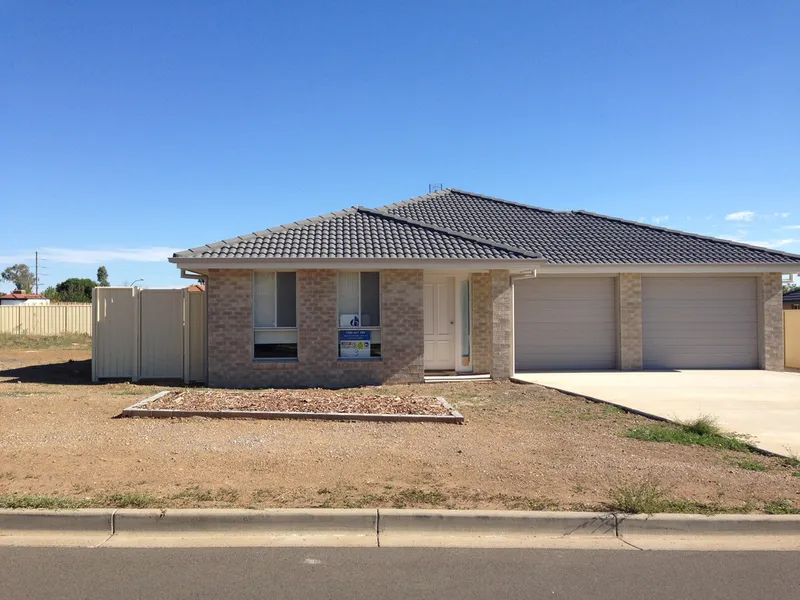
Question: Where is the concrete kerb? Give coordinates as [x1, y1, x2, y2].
[2, 509, 799, 545]
[121, 393, 464, 424]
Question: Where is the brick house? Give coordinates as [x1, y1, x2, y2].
[169, 189, 800, 388]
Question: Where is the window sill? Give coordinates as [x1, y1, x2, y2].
[337, 357, 383, 363]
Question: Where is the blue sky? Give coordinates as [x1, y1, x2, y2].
[1, 0, 799, 292]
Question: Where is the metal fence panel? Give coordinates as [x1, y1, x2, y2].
[0, 304, 91, 335]
[140, 290, 185, 379]
[93, 288, 139, 380]
[786, 311, 800, 369]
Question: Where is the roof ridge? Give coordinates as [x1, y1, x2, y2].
[573, 209, 800, 261]
[173, 207, 359, 258]
[445, 188, 566, 214]
[374, 188, 453, 212]
[358, 206, 543, 259]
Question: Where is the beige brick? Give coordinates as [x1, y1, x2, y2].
[619, 273, 643, 370]
[760, 272, 784, 371]
[470, 273, 492, 374]
[490, 270, 512, 379]
[206, 268, 424, 388]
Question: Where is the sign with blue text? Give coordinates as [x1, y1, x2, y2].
[339, 330, 370, 358]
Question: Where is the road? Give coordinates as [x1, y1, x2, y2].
[1, 547, 798, 600]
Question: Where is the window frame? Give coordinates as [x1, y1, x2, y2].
[336, 270, 382, 360]
[252, 270, 298, 361]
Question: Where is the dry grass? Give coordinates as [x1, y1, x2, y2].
[1, 347, 798, 512]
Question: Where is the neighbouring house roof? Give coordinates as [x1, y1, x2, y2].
[173, 206, 540, 261]
[172, 188, 800, 266]
[0, 292, 45, 300]
[185, 284, 205, 292]
[785, 290, 800, 303]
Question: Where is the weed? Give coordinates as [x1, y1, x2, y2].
[0, 333, 91, 350]
[624, 416, 750, 452]
[603, 405, 624, 416]
[608, 478, 666, 514]
[214, 488, 239, 503]
[763, 500, 800, 515]
[0, 494, 90, 509]
[393, 488, 448, 507]
[734, 460, 767, 472]
[105, 492, 159, 508]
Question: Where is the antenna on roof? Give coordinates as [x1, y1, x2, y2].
[428, 183, 443, 193]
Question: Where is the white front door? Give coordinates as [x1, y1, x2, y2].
[424, 276, 455, 370]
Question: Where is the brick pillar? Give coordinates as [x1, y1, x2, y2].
[297, 269, 338, 385]
[381, 269, 425, 383]
[206, 269, 253, 387]
[760, 272, 784, 371]
[619, 273, 643, 370]
[490, 270, 512, 379]
[470, 272, 492, 374]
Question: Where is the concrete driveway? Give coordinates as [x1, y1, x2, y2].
[512, 370, 800, 456]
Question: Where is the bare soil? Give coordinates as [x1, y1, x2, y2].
[147, 389, 450, 415]
[1, 345, 798, 511]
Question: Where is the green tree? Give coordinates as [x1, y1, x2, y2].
[42, 287, 61, 302]
[55, 278, 96, 303]
[96, 266, 110, 287]
[784, 283, 800, 294]
[1, 264, 36, 293]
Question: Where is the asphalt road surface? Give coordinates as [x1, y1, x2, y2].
[1, 547, 798, 600]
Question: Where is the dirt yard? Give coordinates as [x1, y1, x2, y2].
[1, 341, 798, 512]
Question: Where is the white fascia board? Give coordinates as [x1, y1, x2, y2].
[169, 258, 545, 271]
[536, 263, 800, 274]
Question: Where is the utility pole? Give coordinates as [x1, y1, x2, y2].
[35, 251, 39, 294]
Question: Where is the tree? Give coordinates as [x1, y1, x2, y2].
[784, 283, 800, 294]
[55, 278, 96, 303]
[1, 264, 36, 293]
[96, 266, 110, 287]
[42, 287, 60, 302]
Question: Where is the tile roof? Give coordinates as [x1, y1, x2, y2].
[0, 292, 44, 299]
[785, 290, 800, 303]
[174, 188, 800, 265]
[380, 189, 800, 265]
[174, 207, 540, 260]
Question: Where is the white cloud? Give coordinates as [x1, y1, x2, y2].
[782, 225, 800, 229]
[0, 246, 182, 265]
[651, 215, 669, 225]
[774, 212, 790, 218]
[737, 238, 799, 249]
[725, 211, 756, 222]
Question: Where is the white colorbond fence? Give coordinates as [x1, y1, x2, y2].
[0, 304, 92, 335]
[92, 287, 205, 383]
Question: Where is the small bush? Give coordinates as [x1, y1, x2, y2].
[608, 478, 666, 514]
[680, 416, 722, 437]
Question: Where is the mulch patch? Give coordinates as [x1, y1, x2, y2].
[147, 388, 451, 416]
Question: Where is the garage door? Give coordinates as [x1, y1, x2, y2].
[514, 277, 617, 371]
[642, 277, 757, 369]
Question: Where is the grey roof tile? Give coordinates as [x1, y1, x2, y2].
[381, 189, 800, 265]
[784, 290, 800, 302]
[174, 207, 538, 260]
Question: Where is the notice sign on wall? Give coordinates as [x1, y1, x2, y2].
[339, 330, 371, 358]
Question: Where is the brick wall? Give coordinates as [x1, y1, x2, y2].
[619, 273, 643, 370]
[206, 268, 424, 388]
[490, 269, 512, 379]
[760, 272, 784, 371]
[470, 272, 492, 374]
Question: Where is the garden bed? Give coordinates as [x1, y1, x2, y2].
[122, 389, 464, 423]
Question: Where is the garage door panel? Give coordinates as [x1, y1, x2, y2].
[642, 277, 757, 369]
[514, 277, 617, 371]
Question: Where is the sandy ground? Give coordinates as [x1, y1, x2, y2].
[1, 345, 798, 511]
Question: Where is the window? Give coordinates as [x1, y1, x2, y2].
[794, 304, 800, 310]
[253, 271, 297, 359]
[338, 271, 381, 358]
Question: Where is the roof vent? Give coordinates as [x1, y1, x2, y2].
[428, 183, 443, 193]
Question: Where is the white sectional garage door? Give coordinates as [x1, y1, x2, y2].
[514, 277, 617, 371]
[642, 277, 758, 369]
